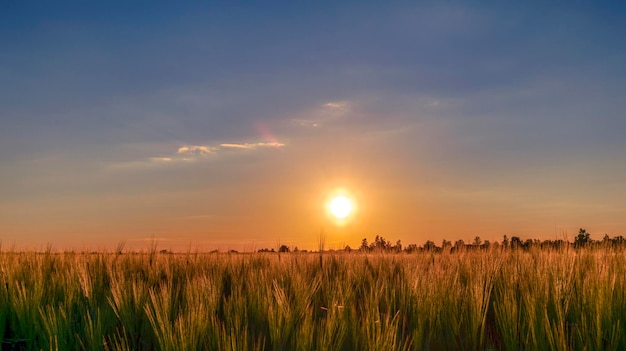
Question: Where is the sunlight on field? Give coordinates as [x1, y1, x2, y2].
[1, 247, 625, 350]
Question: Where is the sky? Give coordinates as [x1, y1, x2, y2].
[2, 2, 626, 251]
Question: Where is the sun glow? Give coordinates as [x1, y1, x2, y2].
[324, 187, 358, 226]
[329, 195, 353, 219]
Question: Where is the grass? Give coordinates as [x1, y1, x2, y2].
[0, 247, 624, 350]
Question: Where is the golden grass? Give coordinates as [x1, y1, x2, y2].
[0, 247, 624, 350]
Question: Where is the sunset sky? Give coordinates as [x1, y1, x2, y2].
[2, 2, 626, 251]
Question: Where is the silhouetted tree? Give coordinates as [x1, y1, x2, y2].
[395, 240, 402, 252]
[473, 236, 482, 246]
[404, 244, 418, 253]
[574, 228, 591, 248]
[510, 236, 522, 249]
[452, 240, 465, 253]
[371, 235, 391, 251]
[603, 234, 611, 246]
[524, 239, 536, 250]
[442, 240, 451, 249]
[278, 245, 290, 253]
[481, 240, 490, 250]
[424, 240, 436, 252]
[360, 238, 369, 252]
[502, 235, 510, 249]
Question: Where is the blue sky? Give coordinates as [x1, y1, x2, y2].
[1, 2, 626, 250]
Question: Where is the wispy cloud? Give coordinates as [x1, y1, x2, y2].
[323, 101, 350, 111]
[117, 140, 287, 169]
[220, 142, 285, 149]
[290, 100, 352, 129]
[219, 143, 251, 149]
[107, 139, 286, 170]
[149, 157, 173, 162]
[177, 145, 215, 155]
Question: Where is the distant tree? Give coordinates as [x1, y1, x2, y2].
[424, 240, 436, 251]
[371, 235, 391, 251]
[395, 240, 402, 252]
[442, 240, 451, 249]
[510, 236, 522, 249]
[554, 240, 566, 250]
[524, 239, 535, 249]
[574, 228, 591, 248]
[603, 234, 610, 245]
[404, 244, 418, 253]
[372, 235, 381, 250]
[278, 245, 290, 253]
[473, 236, 482, 246]
[502, 235, 510, 249]
[481, 240, 490, 250]
[453, 240, 465, 250]
[541, 240, 555, 250]
[344, 245, 352, 252]
[360, 238, 369, 252]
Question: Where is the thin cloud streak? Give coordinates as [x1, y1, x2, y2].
[117, 140, 288, 168]
[149, 157, 173, 162]
[220, 142, 285, 149]
[108, 139, 285, 170]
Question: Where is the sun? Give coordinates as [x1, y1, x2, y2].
[323, 188, 358, 225]
[329, 196, 353, 219]
[328, 195, 354, 219]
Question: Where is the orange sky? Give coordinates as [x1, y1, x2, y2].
[3, 126, 625, 251]
[2, 3, 626, 251]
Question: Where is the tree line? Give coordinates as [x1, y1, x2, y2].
[257, 228, 626, 253]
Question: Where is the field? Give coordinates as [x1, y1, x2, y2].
[0, 247, 625, 350]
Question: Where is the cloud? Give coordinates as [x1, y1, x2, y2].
[112, 140, 287, 170]
[289, 100, 354, 130]
[220, 143, 254, 149]
[149, 157, 173, 162]
[220, 142, 285, 149]
[177, 145, 215, 155]
[256, 142, 285, 148]
[323, 101, 350, 111]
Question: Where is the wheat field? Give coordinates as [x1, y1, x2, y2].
[0, 247, 624, 350]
